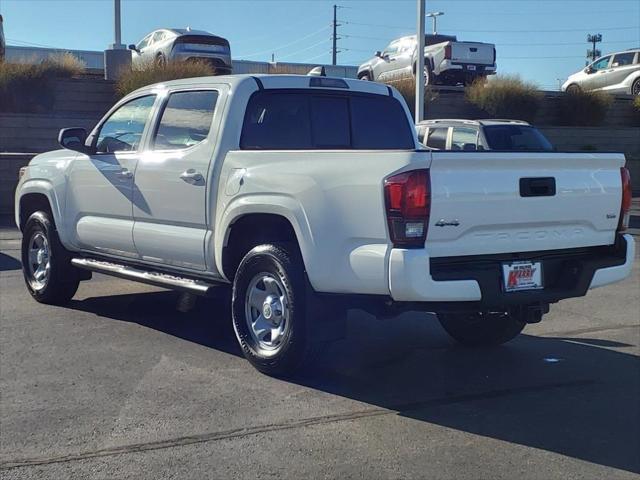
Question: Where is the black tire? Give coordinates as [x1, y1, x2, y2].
[566, 84, 581, 94]
[632, 78, 640, 96]
[437, 311, 526, 347]
[21, 211, 80, 305]
[359, 72, 371, 81]
[422, 64, 432, 87]
[231, 243, 324, 376]
[155, 53, 167, 67]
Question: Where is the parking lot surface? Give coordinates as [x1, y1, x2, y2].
[1, 222, 639, 479]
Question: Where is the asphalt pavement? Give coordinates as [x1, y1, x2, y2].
[1, 221, 639, 479]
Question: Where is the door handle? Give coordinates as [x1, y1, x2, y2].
[115, 168, 133, 179]
[180, 169, 203, 184]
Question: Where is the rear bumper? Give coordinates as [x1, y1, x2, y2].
[170, 51, 232, 72]
[436, 60, 496, 77]
[388, 234, 634, 308]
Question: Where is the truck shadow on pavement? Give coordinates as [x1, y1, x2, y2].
[0, 252, 22, 271]
[68, 290, 640, 475]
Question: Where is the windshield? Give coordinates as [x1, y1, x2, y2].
[483, 125, 553, 151]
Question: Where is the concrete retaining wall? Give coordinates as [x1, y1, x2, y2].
[425, 90, 639, 127]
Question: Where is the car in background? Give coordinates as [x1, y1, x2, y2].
[357, 34, 496, 86]
[416, 119, 554, 152]
[0, 15, 5, 61]
[562, 49, 640, 96]
[129, 28, 232, 74]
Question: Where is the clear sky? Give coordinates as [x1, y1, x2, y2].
[2, 0, 639, 90]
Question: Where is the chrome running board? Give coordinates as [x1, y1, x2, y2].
[71, 257, 220, 296]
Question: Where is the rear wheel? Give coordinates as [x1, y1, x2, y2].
[632, 78, 640, 96]
[21, 211, 79, 305]
[422, 64, 432, 87]
[231, 243, 326, 376]
[155, 53, 167, 67]
[438, 311, 526, 347]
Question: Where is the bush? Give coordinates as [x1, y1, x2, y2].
[556, 89, 612, 126]
[383, 77, 438, 116]
[633, 96, 640, 125]
[0, 53, 85, 112]
[465, 75, 542, 123]
[116, 59, 215, 97]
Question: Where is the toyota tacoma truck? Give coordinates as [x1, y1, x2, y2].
[14, 74, 634, 376]
[357, 34, 497, 86]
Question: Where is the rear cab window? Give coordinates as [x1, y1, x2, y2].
[240, 89, 415, 150]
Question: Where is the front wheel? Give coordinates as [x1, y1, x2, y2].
[437, 311, 526, 347]
[359, 72, 371, 81]
[632, 78, 640, 96]
[21, 211, 80, 305]
[231, 243, 324, 376]
[566, 84, 581, 94]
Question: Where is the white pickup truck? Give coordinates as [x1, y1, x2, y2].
[358, 34, 496, 86]
[15, 74, 635, 376]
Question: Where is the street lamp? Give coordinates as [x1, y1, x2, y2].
[425, 11, 444, 35]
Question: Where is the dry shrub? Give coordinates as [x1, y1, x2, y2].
[0, 53, 85, 112]
[383, 77, 438, 115]
[116, 59, 215, 97]
[556, 89, 612, 126]
[465, 75, 542, 122]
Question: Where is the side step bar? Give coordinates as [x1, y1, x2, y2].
[71, 258, 221, 296]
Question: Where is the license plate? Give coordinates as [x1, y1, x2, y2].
[502, 261, 543, 292]
[467, 65, 476, 71]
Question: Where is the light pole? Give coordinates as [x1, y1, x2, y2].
[104, 0, 131, 80]
[415, 0, 426, 124]
[425, 11, 443, 35]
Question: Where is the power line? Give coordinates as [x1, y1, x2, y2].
[236, 25, 331, 58]
[342, 21, 639, 34]
[278, 38, 331, 61]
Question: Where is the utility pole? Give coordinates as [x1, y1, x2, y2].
[415, 0, 426, 124]
[586, 33, 602, 64]
[332, 4, 338, 65]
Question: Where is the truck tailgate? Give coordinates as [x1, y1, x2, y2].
[427, 151, 625, 258]
[451, 42, 494, 65]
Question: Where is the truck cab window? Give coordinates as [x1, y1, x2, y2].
[95, 95, 156, 153]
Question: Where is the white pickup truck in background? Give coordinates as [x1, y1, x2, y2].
[14, 74, 634, 376]
[357, 34, 497, 86]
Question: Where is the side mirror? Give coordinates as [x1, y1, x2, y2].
[584, 66, 594, 74]
[375, 51, 382, 58]
[128, 44, 139, 52]
[58, 128, 88, 153]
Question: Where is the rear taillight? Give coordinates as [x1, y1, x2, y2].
[618, 167, 632, 232]
[444, 44, 452, 60]
[384, 169, 431, 248]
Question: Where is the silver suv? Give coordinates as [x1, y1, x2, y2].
[416, 119, 554, 152]
[129, 28, 232, 74]
[562, 49, 640, 96]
